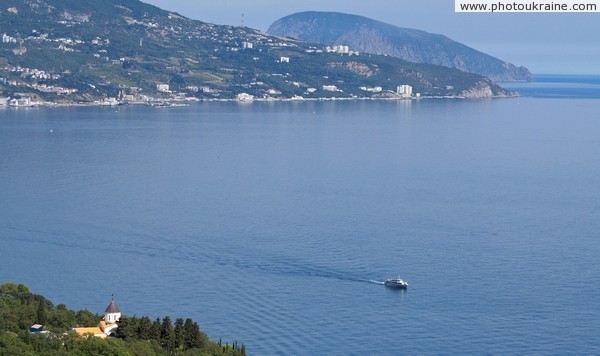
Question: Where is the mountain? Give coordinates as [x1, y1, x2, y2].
[267, 11, 532, 82]
[0, 1, 511, 104]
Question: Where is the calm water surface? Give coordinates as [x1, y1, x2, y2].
[2, 81, 600, 354]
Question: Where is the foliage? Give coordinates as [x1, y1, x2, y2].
[0, 283, 245, 356]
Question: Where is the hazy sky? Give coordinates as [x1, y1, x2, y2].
[144, 0, 600, 74]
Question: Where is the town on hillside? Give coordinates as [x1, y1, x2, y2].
[0, 1, 500, 107]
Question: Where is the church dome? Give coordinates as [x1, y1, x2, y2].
[105, 299, 121, 314]
[104, 296, 122, 324]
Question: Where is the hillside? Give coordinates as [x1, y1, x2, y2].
[0, 0, 511, 104]
[267, 11, 533, 82]
[0, 283, 245, 355]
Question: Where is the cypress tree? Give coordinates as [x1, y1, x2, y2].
[36, 300, 47, 325]
[191, 321, 206, 349]
[174, 318, 184, 350]
[183, 318, 196, 350]
[160, 316, 175, 352]
[137, 316, 152, 340]
[150, 317, 162, 342]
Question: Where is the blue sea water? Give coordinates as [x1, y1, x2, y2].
[2, 76, 600, 354]
[501, 74, 600, 98]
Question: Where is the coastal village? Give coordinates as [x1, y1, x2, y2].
[1, 37, 417, 107]
[0, 5, 427, 107]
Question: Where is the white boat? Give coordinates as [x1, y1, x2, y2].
[384, 276, 408, 289]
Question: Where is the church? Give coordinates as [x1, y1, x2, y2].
[72, 297, 121, 338]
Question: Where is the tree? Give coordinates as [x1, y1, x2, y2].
[75, 310, 99, 326]
[28, 332, 61, 353]
[183, 319, 208, 351]
[36, 301, 47, 325]
[71, 335, 130, 355]
[149, 318, 161, 342]
[160, 316, 175, 353]
[115, 315, 138, 340]
[0, 331, 35, 356]
[169, 74, 185, 91]
[48, 306, 75, 331]
[182, 318, 196, 350]
[137, 316, 152, 340]
[174, 318, 184, 350]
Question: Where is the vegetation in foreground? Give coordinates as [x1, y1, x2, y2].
[0, 283, 245, 355]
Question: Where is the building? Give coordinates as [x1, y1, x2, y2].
[360, 86, 383, 93]
[2, 34, 17, 43]
[156, 83, 170, 93]
[325, 45, 350, 54]
[73, 297, 121, 339]
[29, 324, 44, 333]
[397, 85, 413, 97]
[9, 97, 32, 107]
[322, 85, 339, 92]
[236, 93, 254, 102]
[242, 41, 253, 49]
[280, 57, 290, 63]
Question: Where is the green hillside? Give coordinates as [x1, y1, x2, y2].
[0, 283, 245, 355]
[0, 0, 511, 104]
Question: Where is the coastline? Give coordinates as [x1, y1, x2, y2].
[0, 92, 520, 109]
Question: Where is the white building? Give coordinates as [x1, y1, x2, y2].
[9, 97, 32, 107]
[156, 83, 170, 93]
[322, 85, 339, 92]
[2, 34, 17, 43]
[242, 41, 253, 49]
[72, 297, 121, 339]
[326, 45, 350, 54]
[280, 56, 290, 63]
[360, 86, 383, 93]
[236, 93, 254, 102]
[397, 85, 413, 97]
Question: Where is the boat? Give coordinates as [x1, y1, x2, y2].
[384, 276, 408, 289]
[152, 102, 189, 109]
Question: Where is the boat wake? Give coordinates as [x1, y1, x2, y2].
[3, 225, 397, 289]
[367, 280, 385, 285]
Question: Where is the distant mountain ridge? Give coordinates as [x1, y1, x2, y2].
[267, 11, 532, 82]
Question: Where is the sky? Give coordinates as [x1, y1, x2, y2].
[143, 0, 600, 74]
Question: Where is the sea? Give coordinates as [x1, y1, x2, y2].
[2, 74, 600, 355]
